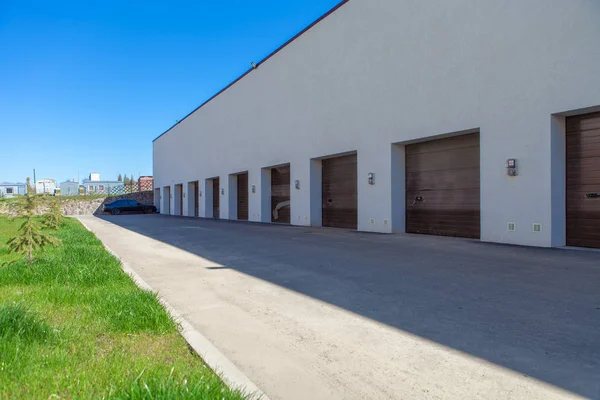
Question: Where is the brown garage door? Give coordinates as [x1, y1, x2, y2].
[193, 181, 199, 217]
[271, 166, 290, 224]
[322, 154, 357, 229]
[237, 173, 249, 221]
[566, 112, 600, 248]
[212, 178, 220, 219]
[163, 186, 170, 214]
[176, 184, 183, 216]
[406, 133, 480, 238]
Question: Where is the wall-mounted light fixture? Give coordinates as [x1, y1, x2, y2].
[295, 180, 300, 190]
[368, 173, 375, 185]
[221, 188, 225, 195]
[506, 159, 518, 176]
[251, 185, 256, 194]
[199, 191, 203, 197]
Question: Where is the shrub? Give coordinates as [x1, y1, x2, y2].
[43, 199, 64, 229]
[6, 188, 61, 266]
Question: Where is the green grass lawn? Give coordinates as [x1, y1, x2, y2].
[0, 217, 248, 399]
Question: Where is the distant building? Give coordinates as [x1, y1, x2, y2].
[60, 180, 80, 196]
[138, 176, 154, 191]
[82, 173, 124, 195]
[0, 182, 27, 198]
[35, 178, 56, 194]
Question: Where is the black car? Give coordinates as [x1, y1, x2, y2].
[103, 199, 156, 215]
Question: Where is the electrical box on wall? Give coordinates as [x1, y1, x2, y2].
[506, 159, 518, 176]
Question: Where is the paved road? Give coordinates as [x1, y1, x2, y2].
[79, 215, 600, 400]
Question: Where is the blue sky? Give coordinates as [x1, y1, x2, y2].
[0, 0, 341, 183]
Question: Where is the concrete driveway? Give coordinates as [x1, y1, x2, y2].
[78, 215, 600, 400]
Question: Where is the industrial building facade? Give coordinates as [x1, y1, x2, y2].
[153, 0, 600, 248]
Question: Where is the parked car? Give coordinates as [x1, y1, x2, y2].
[103, 199, 156, 215]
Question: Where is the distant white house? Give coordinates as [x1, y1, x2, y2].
[82, 173, 124, 195]
[35, 179, 56, 194]
[0, 182, 27, 198]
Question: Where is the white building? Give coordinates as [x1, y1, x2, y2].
[82, 173, 124, 195]
[153, 0, 600, 249]
[35, 178, 56, 195]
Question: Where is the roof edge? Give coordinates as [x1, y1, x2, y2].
[153, 0, 350, 143]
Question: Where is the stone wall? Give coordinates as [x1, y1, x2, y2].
[0, 191, 155, 217]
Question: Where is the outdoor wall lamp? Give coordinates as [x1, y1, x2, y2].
[251, 185, 256, 194]
[506, 159, 518, 176]
[221, 188, 225, 195]
[368, 173, 375, 185]
[295, 180, 300, 190]
[199, 191, 203, 197]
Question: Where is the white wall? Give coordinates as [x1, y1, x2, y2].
[36, 180, 56, 194]
[153, 0, 600, 247]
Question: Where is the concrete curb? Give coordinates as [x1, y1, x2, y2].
[77, 217, 270, 400]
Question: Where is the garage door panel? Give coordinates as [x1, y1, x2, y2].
[322, 154, 357, 229]
[406, 169, 481, 191]
[567, 207, 600, 218]
[566, 145, 600, 158]
[322, 196, 357, 209]
[567, 171, 600, 183]
[566, 112, 600, 132]
[406, 134, 479, 154]
[566, 112, 600, 248]
[212, 178, 220, 219]
[567, 226, 600, 239]
[567, 190, 600, 200]
[407, 221, 480, 233]
[407, 211, 480, 239]
[567, 200, 600, 211]
[406, 189, 480, 208]
[567, 224, 600, 238]
[237, 173, 248, 221]
[566, 131, 600, 148]
[566, 158, 600, 170]
[406, 133, 480, 238]
[567, 185, 600, 194]
[406, 147, 479, 173]
[566, 127, 600, 138]
[407, 211, 481, 223]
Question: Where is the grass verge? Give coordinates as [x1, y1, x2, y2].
[0, 217, 247, 399]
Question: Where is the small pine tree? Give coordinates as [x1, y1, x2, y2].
[7, 189, 61, 267]
[118, 173, 123, 182]
[9, 184, 40, 215]
[7, 218, 61, 267]
[43, 199, 64, 229]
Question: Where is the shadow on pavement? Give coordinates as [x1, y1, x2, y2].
[97, 214, 600, 398]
